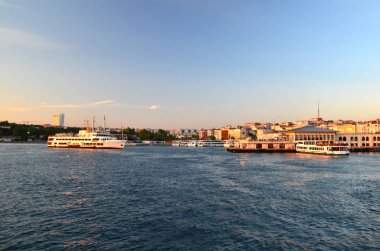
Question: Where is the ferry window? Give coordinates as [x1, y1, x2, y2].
[268, 144, 273, 149]
[374, 137, 377, 141]
[362, 137, 365, 141]
[355, 137, 358, 141]
[256, 144, 262, 149]
[366, 137, 369, 141]
[362, 143, 365, 147]
[343, 137, 346, 141]
[279, 144, 285, 149]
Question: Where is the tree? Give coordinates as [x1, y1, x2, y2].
[137, 129, 153, 140]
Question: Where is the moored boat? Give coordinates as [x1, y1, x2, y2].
[296, 141, 349, 155]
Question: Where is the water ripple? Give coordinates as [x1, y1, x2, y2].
[0, 144, 380, 249]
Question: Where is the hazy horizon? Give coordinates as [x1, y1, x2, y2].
[1, 0, 380, 128]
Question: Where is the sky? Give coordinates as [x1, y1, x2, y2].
[1, 0, 380, 128]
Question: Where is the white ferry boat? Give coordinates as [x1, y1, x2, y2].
[223, 140, 235, 148]
[47, 130, 127, 149]
[187, 140, 198, 147]
[172, 141, 188, 147]
[197, 140, 224, 147]
[296, 141, 349, 155]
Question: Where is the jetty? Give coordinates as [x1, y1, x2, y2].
[227, 140, 296, 153]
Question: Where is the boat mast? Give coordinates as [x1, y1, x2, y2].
[92, 116, 95, 132]
[103, 115, 106, 133]
[121, 122, 124, 140]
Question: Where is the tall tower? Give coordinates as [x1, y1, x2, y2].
[52, 113, 65, 127]
[318, 100, 320, 119]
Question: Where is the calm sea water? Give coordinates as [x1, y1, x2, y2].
[0, 143, 379, 250]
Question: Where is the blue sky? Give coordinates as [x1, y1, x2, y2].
[1, 0, 379, 128]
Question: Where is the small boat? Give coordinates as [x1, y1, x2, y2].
[296, 141, 349, 155]
[126, 140, 150, 146]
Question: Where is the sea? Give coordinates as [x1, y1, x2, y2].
[0, 143, 379, 250]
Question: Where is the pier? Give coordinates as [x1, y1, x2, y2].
[227, 148, 296, 153]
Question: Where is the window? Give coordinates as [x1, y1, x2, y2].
[256, 143, 262, 149]
[268, 143, 274, 149]
[343, 137, 346, 141]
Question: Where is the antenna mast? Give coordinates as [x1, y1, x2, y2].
[318, 100, 320, 119]
[92, 116, 95, 132]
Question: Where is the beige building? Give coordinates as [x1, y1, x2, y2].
[286, 126, 336, 143]
[52, 113, 65, 127]
[228, 128, 247, 140]
[336, 133, 380, 148]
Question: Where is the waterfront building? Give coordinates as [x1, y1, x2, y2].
[206, 129, 215, 138]
[286, 126, 336, 143]
[52, 113, 64, 128]
[213, 129, 229, 140]
[234, 139, 295, 151]
[198, 129, 207, 140]
[228, 127, 249, 140]
[336, 133, 380, 149]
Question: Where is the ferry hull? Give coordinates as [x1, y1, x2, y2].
[47, 140, 127, 149]
[296, 151, 349, 156]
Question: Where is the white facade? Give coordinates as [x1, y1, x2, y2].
[336, 133, 380, 148]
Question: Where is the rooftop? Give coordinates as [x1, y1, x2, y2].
[287, 126, 336, 133]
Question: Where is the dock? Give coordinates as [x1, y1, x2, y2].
[227, 148, 296, 153]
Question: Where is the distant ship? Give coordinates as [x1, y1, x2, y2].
[296, 141, 349, 155]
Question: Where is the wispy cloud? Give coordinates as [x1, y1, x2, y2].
[149, 104, 159, 110]
[0, 27, 71, 50]
[41, 100, 115, 109]
[0, 107, 34, 112]
[0, 0, 19, 8]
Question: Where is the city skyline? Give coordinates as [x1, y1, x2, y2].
[1, 0, 380, 128]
